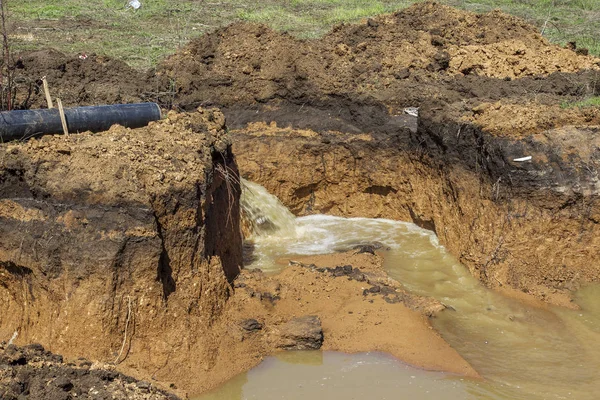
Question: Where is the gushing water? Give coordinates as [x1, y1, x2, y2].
[206, 180, 600, 400]
[241, 180, 297, 237]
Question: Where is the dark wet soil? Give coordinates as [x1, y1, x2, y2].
[0, 343, 180, 400]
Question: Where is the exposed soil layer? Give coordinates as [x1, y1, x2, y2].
[0, 109, 242, 396]
[232, 122, 600, 308]
[460, 101, 600, 138]
[0, 343, 179, 400]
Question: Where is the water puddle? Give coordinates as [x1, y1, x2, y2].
[197, 351, 524, 400]
[200, 180, 600, 400]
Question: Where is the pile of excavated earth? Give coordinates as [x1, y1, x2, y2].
[2, 1, 600, 398]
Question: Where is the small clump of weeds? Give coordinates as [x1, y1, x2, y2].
[561, 96, 600, 109]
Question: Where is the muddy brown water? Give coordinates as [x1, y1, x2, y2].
[199, 180, 600, 400]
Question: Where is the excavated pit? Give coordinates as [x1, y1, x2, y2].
[2, 1, 600, 397]
[156, 3, 600, 309]
[232, 99, 600, 307]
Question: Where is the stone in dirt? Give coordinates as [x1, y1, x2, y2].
[354, 244, 378, 255]
[241, 319, 263, 332]
[272, 316, 324, 351]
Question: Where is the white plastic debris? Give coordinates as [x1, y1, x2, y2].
[8, 330, 18, 345]
[127, 0, 141, 10]
[513, 156, 532, 162]
[403, 107, 419, 117]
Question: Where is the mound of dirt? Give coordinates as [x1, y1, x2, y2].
[9, 2, 600, 129]
[158, 1, 599, 111]
[0, 343, 179, 400]
[11, 49, 161, 109]
[460, 101, 600, 138]
[447, 40, 599, 79]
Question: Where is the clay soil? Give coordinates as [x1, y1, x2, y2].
[160, 250, 478, 396]
[2, 1, 600, 398]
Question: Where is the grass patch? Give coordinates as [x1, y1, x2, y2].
[235, 0, 418, 38]
[5, 0, 600, 70]
[326, 2, 388, 24]
[562, 96, 600, 109]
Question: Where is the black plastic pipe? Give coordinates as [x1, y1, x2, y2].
[0, 103, 162, 142]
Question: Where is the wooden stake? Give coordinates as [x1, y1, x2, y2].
[56, 98, 68, 136]
[42, 76, 53, 109]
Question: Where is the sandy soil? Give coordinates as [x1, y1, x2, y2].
[270, 252, 476, 375]
[460, 101, 600, 138]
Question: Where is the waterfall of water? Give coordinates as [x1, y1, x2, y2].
[241, 178, 297, 238]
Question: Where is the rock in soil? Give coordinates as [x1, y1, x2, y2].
[272, 315, 324, 350]
[241, 319, 263, 332]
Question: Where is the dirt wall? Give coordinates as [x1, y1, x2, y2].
[0, 108, 242, 390]
[232, 116, 600, 307]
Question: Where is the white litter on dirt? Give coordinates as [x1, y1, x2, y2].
[403, 107, 419, 117]
[7, 330, 18, 345]
[513, 156, 532, 162]
[127, 0, 141, 10]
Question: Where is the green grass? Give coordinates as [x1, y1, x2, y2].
[562, 96, 600, 109]
[235, 0, 417, 38]
[5, 0, 600, 70]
